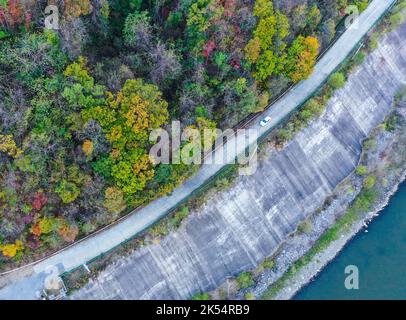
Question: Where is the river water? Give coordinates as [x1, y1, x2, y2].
[295, 181, 406, 300]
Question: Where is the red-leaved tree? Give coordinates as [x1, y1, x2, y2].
[32, 192, 47, 211]
[0, 0, 31, 32]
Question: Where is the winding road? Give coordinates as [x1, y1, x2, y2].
[0, 0, 397, 299]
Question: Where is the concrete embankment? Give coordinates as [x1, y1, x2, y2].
[248, 104, 406, 300]
[72, 21, 406, 300]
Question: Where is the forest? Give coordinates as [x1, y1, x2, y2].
[0, 0, 368, 265]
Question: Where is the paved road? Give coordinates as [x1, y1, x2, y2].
[0, 0, 397, 299]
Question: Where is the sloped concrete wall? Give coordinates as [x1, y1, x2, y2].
[73, 23, 406, 300]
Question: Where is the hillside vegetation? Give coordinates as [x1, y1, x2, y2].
[0, 0, 367, 266]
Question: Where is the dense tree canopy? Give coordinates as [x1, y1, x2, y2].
[0, 0, 369, 264]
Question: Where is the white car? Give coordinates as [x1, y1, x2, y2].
[260, 116, 272, 127]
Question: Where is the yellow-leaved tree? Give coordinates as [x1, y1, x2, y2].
[0, 134, 23, 158]
[285, 36, 319, 82]
[0, 240, 24, 258]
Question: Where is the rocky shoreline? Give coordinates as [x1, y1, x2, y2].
[235, 105, 406, 300]
[278, 169, 406, 300]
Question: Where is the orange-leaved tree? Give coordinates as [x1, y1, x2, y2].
[284, 36, 319, 82]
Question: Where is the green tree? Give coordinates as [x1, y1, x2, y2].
[285, 36, 319, 82]
[356, 165, 368, 176]
[244, 37, 261, 63]
[248, 0, 291, 83]
[236, 272, 254, 289]
[364, 175, 377, 189]
[253, 0, 274, 18]
[123, 11, 153, 48]
[66, 60, 170, 195]
[329, 72, 346, 89]
[55, 180, 80, 204]
[111, 154, 154, 194]
[254, 50, 277, 81]
[307, 5, 322, 30]
[103, 187, 127, 214]
[63, 57, 106, 110]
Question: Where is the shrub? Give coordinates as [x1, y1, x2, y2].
[395, 85, 406, 102]
[363, 175, 377, 189]
[389, 12, 404, 29]
[356, 165, 368, 176]
[329, 72, 345, 89]
[262, 258, 275, 270]
[245, 292, 256, 300]
[277, 128, 293, 143]
[192, 292, 210, 300]
[305, 98, 324, 116]
[363, 138, 377, 151]
[353, 52, 366, 66]
[384, 114, 399, 132]
[298, 219, 314, 234]
[353, 189, 377, 212]
[171, 206, 190, 229]
[236, 272, 254, 289]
